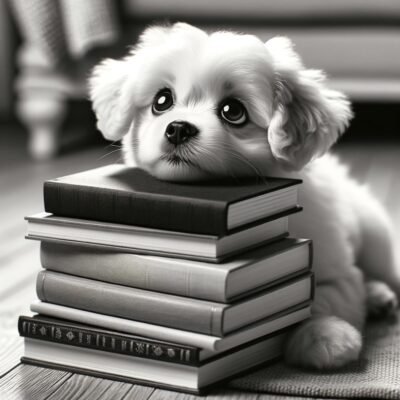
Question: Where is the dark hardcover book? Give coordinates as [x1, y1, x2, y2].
[18, 315, 198, 365]
[40, 238, 313, 302]
[22, 326, 291, 394]
[43, 164, 301, 235]
[36, 270, 314, 336]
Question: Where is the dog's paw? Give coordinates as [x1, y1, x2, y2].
[284, 316, 362, 370]
[366, 280, 398, 318]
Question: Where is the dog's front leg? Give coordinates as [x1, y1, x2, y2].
[285, 266, 366, 370]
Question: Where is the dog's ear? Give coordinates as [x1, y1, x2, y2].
[265, 37, 353, 170]
[89, 25, 175, 141]
[89, 58, 132, 141]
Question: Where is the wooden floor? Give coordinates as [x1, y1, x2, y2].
[0, 128, 399, 400]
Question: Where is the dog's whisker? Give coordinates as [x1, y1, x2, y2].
[227, 152, 267, 183]
[103, 141, 122, 151]
[184, 140, 251, 180]
[197, 140, 266, 181]
[218, 145, 265, 180]
[190, 144, 233, 176]
[97, 147, 123, 161]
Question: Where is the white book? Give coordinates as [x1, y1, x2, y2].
[26, 212, 290, 262]
[23, 328, 289, 394]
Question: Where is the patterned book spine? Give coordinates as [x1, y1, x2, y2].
[18, 317, 198, 365]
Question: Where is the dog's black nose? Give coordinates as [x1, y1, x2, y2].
[165, 120, 199, 145]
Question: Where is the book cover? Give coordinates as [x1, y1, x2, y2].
[26, 212, 293, 262]
[18, 315, 198, 365]
[44, 164, 301, 235]
[22, 327, 290, 394]
[36, 270, 313, 336]
[30, 301, 312, 352]
[40, 238, 312, 302]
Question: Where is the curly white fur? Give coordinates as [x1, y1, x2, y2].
[89, 23, 400, 370]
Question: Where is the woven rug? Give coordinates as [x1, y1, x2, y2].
[227, 313, 400, 399]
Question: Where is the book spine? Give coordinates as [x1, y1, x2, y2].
[308, 240, 314, 270]
[18, 316, 198, 365]
[40, 242, 228, 302]
[36, 271, 225, 336]
[44, 181, 227, 235]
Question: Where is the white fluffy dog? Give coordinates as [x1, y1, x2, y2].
[89, 23, 399, 370]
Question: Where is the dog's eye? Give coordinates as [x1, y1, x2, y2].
[152, 89, 174, 114]
[220, 99, 247, 125]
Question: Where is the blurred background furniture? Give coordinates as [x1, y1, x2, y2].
[8, 0, 400, 159]
[9, 0, 121, 159]
[0, 0, 14, 119]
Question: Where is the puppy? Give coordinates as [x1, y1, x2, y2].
[89, 23, 399, 370]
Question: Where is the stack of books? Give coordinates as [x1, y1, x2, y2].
[20, 164, 313, 393]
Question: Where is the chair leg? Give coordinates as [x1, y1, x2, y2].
[15, 45, 71, 160]
[17, 93, 67, 160]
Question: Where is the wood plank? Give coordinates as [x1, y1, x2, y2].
[0, 245, 39, 340]
[0, 244, 40, 301]
[0, 274, 37, 336]
[259, 397, 336, 400]
[45, 374, 154, 400]
[148, 388, 260, 400]
[95, 381, 134, 400]
[46, 374, 114, 400]
[0, 364, 71, 400]
[24, 372, 155, 400]
[206, 390, 262, 400]
[0, 221, 25, 249]
[258, 395, 329, 400]
[205, 389, 319, 400]
[122, 385, 155, 400]
[148, 388, 322, 400]
[149, 388, 198, 400]
[0, 337, 23, 378]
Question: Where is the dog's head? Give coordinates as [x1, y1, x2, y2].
[90, 23, 352, 181]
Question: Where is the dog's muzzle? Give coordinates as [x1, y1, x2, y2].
[165, 120, 199, 146]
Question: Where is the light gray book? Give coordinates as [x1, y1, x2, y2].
[26, 212, 292, 262]
[40, 238, 312, 302]
[36, 270, 314, 336]
[31, 301, 311, 353]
